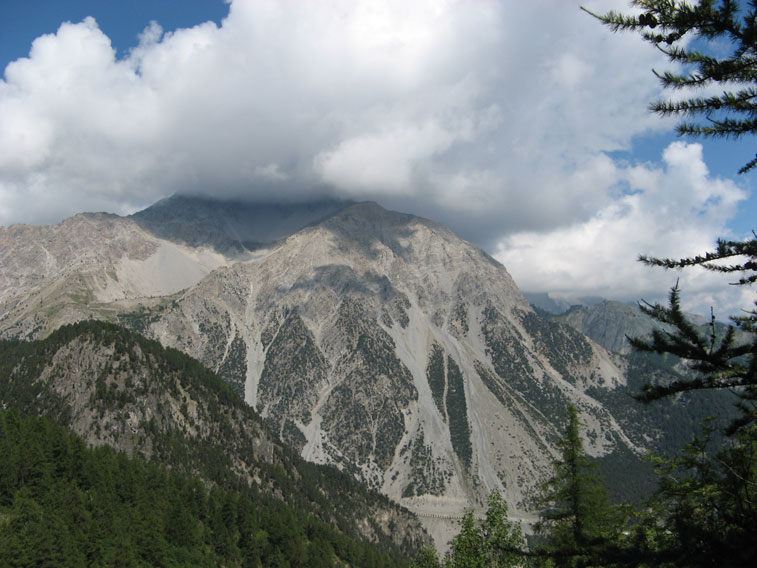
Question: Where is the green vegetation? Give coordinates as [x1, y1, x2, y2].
[584, 348, 740, 504]
[197, 310, 234, 375]
[390, 293, 412, 329]
[589, 350, 738, 450]
[258, 310, 327, 447]
[424, 344, 472, 469]
[481, 304, 568, 424]
[0, 409, 407, 567]
[411, 393, 756, 566]
[446, 356, 472, 469]
[0, 320, 425, 564]
[117, 301, 169, 335]
[218, 334, 248, 398]
[593, 446, 656, 507]
[534, 405, 625, 567]
[473, 360, 551, 458]
[426, 343, 446, 420]
[519, 310, 593, 384]
[586, 0, 757, 431]
[401, 431, 448, 498]
[584, 0, 757, 174]
[322, 299, 416, 471]
[449, 298, 469, 337]
[410, 492, 526, 568]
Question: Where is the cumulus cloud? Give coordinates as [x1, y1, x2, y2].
[0, 0, 751, 313]
[0, 0, 661, 223]
[496, 142, 750, 316]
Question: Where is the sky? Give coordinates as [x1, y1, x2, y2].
[0, 0, 755, 318]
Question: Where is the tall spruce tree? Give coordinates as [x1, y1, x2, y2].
[481, 491, 527, 568]
[584, 0, 757, 431]
[536, 405, 623, 568]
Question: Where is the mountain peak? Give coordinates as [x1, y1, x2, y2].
[132, 194, 353, 250]
[324, 200, 414, 224]
[0, 193, 660, 551]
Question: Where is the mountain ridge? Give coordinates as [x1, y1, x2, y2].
[0, 196, 720, 549]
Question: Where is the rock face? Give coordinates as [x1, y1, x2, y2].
[1, 196, 643, 542]
[0, 196, 347, 339]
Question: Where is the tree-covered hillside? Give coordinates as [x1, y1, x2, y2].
[0, 409, 405, 567]
[0, 320, 428, 564]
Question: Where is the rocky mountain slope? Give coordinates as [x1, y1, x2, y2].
[554, 300, 659, 355]
[0, 196, 709, 546]
[0, 320, 428, 556]
[119, 203, 633, 512]
[0, 196, 345, 339]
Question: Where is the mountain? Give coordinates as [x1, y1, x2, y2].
[131, 194, 350, 251]
[117, 202, 634, 512]
[0, 196, 720, 547]
[0, 195, 347, 339]
[524, 292, 575, 315]
[553, 301, 657, 355]
[524, 292, 605, 316]
[553, 299, 735, 355]
[0, 320, 428, 560]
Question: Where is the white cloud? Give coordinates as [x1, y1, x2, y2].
[314, 121, 456, 195]
[0, 0, 663, 223]
[496, 141, 751, 316]
[0, 0, 751, 313]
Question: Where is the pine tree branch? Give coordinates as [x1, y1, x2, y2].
[583, 0, 757, 174]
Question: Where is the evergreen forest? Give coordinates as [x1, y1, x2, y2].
[0, 408, 407, 567]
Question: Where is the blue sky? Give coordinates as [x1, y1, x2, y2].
[0, 1, 228, 65]
[610, 132, 756, 236]
[0, 0, 754, 315]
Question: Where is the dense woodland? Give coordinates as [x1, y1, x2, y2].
[0, 409, 405, 567]
[0, 321, 419, 567]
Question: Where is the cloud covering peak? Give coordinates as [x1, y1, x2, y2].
[0, 0, 751, 315]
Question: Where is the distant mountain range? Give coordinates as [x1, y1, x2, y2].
[0, 196, 730, 548]
[524, 292, 606, 316]
[527, 294, 734, 357]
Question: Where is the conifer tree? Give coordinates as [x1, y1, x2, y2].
[627, 424, 757, 567]
[582, 3, 757, 566]
[411, 545, 443, 568]
[536, 405, 623, 567]
[482, 491, 527, 567]
[584, 0, 757, 431]
[584, 0, 757, 173]
[411, 491, 526, 568]
[445, 511, 487, 568]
